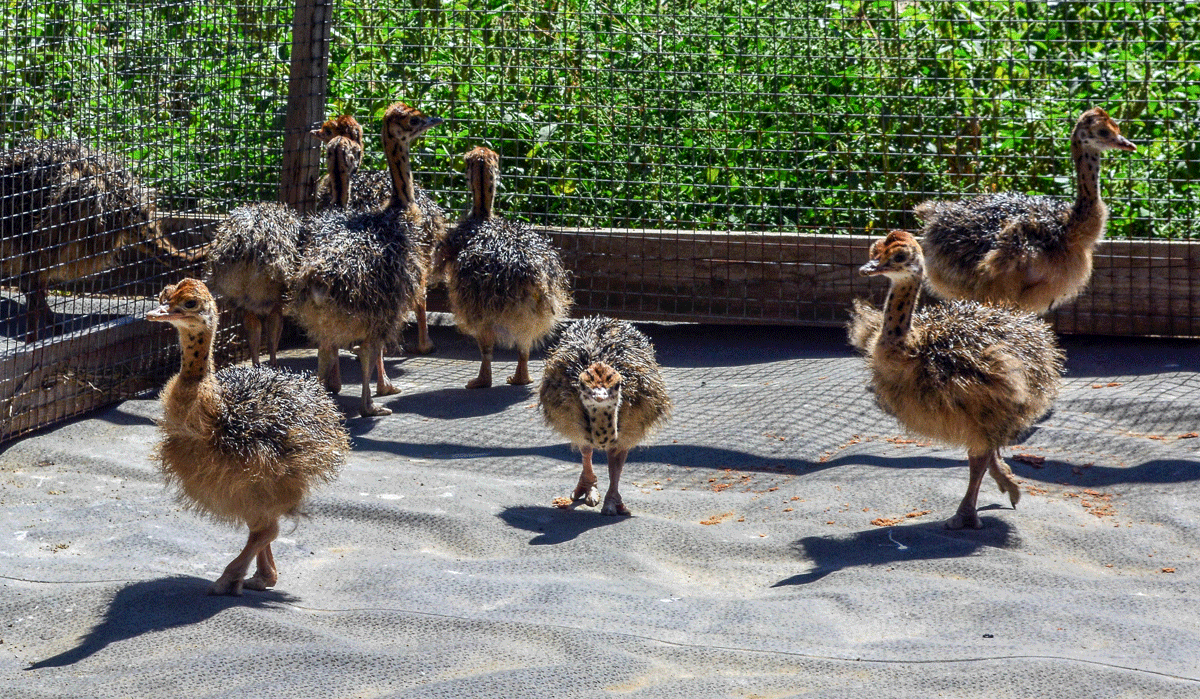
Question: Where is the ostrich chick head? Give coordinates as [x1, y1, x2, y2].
[858, 230, 925, 281]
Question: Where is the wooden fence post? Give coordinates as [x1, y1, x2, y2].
[279, 0, 332, 212]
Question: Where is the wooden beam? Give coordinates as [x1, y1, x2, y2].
[279, 0, 332, 213]
[538, 227, 1199, 337]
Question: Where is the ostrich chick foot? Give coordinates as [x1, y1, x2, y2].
[506, 372, 533, 386]
[945, 510, 983, 530]
[208, 573, 245, 597]
[601, 493, 631, 517]
[243, 571, 277, 591]
[572, 480, 600, 507]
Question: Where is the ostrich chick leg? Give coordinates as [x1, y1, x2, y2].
[988, 449, 1021, 508]
[244, 542, 278, 591]
[374, 347, 399, 396]
[572, 446, 600, 506]
[601, 448, 632, 516]
[317, 344, 341, 394]
[24, 286, 53, 343]
[209, 519, 280, 596]
[946, 451, 990, 530]
[507, 347, 533, 386]
[243, 310, 263, 367]
[411, 301, 436, 355]
[467, 329, 495, 389]
[265, 305, 284, 368]
[358, 340, 392, 416]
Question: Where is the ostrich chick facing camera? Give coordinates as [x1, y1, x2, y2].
[539, 316, 671, 516]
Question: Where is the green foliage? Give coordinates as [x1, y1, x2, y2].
[1, 0, 292, 209]
[4, 0, 1199, 237]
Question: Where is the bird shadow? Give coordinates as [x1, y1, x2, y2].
[25, 575, 296, 670]
[383, 385, 534, 419]
[1059, 334, 1200, 379]
[497, 504, 629, 545]
[637, 323, 854, 368]
[773, 517, 1017, 587]
[1009, 455, 1200, 487]
[343, 435, 574, 461]
[91, 403, 160, 429]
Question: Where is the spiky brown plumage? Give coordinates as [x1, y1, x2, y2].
[148, 278, 348, 596]
[289, 102, 442, 416]
[313, 131, 446, 354]
[0, 139, 192, 341]
[539, 316, 671, 515]
[204, 202, 302, 366]
[848, 230, 1063, 529]
[290, 205, 421, 348]
[916, 108, 1136, 313]
[437, 147, 572, 388]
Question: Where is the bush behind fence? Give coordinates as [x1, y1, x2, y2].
[4, 0, 1199, 238]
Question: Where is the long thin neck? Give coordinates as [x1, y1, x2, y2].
[383, 134, 415, 210]
[470, 166, 495, 220]
[328, 148, 352, 209]
[876, 276, 920, 349]
[1069, 137, 1102, 228]
[174, 325, 215, 384]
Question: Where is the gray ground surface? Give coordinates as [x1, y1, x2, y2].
[2, 317, 1198, 697]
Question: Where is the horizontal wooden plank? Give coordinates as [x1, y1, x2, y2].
[539, 227, 1199, 337]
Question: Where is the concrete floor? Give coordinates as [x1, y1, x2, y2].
[2, 319, 1199, 697]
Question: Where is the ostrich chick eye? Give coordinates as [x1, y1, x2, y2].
[183, 299, 199, 310]
[893, 252, 909, 263]
[1097, 128, 1112, 138]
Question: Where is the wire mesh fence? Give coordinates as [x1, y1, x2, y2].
[2, 0, 1198, 440]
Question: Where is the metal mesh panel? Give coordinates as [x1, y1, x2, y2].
[1, 1, 280, 440]
[320, 0, 1197, 331]
[2, 0, 1198, 441]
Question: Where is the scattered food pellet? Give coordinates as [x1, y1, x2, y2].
[700, 512, 735, 526]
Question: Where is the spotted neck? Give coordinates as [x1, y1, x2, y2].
[1067, 135, 1107, 242]
[876, 275, 920, 350]
[173, 324, 216, 385]
[383, 131, 416, 212]
[584, 396, 621, 449]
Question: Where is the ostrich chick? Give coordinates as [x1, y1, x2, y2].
[289, 102, 442, 416]
[204, 202, 302, 367]
[148, 279, 348, 595]
[312, 116, 445, 356]
[1, 139, 196, 342]
[916, 108, 1136, 313]
[435, 146, 572, 389]
[539, 316, 671, 516]
[848, 231, 1063, 529]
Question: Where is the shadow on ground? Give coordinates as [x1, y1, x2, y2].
[774, 516, 1017, 586]
[497, 505, 630, 545]
[25, 575, 296, 670]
